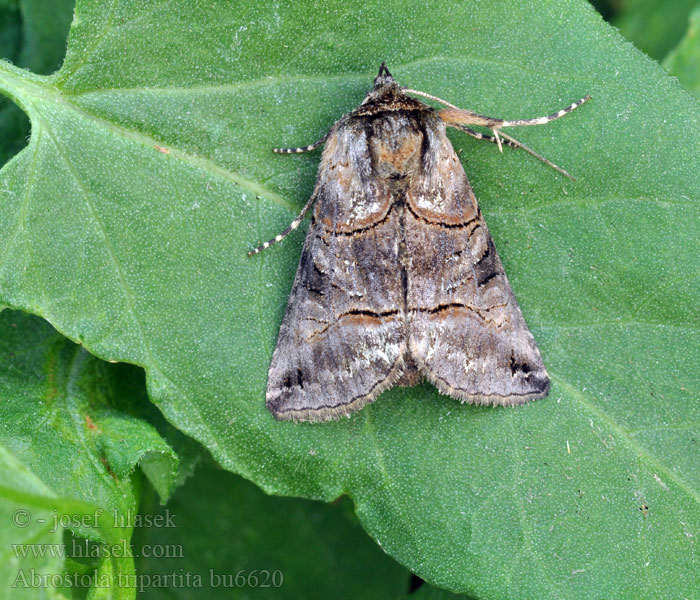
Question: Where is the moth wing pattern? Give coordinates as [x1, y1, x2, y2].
[260, 63, 565, 421]
[405, 115, 549, 404]
[266, 120, 409, 421]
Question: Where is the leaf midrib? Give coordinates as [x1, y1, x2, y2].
[0, 61, 296, 214]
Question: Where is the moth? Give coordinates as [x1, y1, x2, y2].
[251, 63, 589, 422]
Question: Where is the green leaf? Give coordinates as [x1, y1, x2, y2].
[613, 0, 699, 60]
[0, 309, 179, 598]
[0, 446, 67, 599]
[0, 0, 74, 167]
[0, 0, 699, 597]
[664, 6, 700, 99]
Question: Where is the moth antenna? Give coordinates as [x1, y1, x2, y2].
[490, 95, 591, 128]
[402, 88, 459, 109]
[248, 193, 317, 257]
[438, 95, 591, 129]
[256, 133, 331, 256]
[273, 132, 329, 154]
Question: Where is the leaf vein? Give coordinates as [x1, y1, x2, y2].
[552, 375, 700, 507]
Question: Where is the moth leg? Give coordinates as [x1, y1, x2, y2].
[272, 132, 330, 154]
[484, 96, 590, 173]
[248, 193, 317, 256]
[492, 128, 503, 152]
[451, 124, 577, 180]
[453, 126, 521, 149]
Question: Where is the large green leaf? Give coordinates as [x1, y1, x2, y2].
[0, 0, 698, 597]
[0, 309, 179, 598]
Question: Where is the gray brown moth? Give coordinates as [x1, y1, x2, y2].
[251, 63, 589, 422]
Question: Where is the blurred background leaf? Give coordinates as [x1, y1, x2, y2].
[133, 460, 465, 599]
[664, 5, 700, 99]
[612, 0, 699, 60]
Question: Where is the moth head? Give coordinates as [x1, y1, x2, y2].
[374, 61, 395, 88]
[361, 61, 401, 105]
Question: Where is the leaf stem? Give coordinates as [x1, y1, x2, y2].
[0, 59, 50, 116]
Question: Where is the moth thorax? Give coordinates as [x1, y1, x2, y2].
[368, 115, 423, 179]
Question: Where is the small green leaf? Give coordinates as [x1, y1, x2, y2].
[0, 1, 699, 597]
[0, 309, 180, 598]
[0, 446, 66, 599]
[664, 6, 700, 99]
